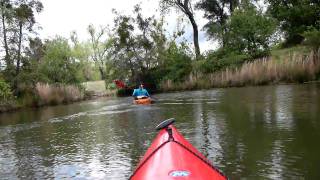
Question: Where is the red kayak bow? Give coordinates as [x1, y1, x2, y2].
[130, 118, 227, 180]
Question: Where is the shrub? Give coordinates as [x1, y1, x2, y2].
[161, 42, 192, 82]
[303, 28, 320, 51]
[0, 80, 13, 102]
[194, 49, 249, 74]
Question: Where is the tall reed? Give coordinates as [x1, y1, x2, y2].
[36, 83, 84, 105]
[161, 50, 320, 91]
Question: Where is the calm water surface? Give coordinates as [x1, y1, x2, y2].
[0, 84, 320, 179]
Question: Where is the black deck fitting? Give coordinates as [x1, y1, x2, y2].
[155, 118, 175, 130]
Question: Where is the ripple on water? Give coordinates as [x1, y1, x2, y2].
[52, 101, 163, 120]
[88, 109, 133, 116]
[0, 122, 41, 138]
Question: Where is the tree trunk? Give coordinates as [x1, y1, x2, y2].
[1, 9, 10, 67]
[98, 66, 105, 80]
[185, 11, 201, 59]
[13, 22, 23, 92]
[229, 0, 237, 14]
[16, 22, 23, 76]
[221, 21, 227, 48]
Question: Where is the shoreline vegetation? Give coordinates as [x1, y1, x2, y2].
[161, 48, 320, 91]
[0, 81, 116, 113]
[1, 47, 319, 113]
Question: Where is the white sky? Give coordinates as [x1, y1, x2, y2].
[35, 0, 218, 53]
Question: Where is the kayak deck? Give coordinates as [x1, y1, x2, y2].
[131, 120, 227, 180]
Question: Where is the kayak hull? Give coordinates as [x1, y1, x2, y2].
[134, 97, 152, 105]
[131, 125, 226, 180]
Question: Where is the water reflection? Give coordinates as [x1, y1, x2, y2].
[1, 84, 320, 179]
[275, 85, 294, 130]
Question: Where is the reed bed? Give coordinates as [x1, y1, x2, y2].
[36, 83, 84, 105]
[161, 50, 320, 91]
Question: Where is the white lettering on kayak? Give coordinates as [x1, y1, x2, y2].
[169, 170, 190, 177]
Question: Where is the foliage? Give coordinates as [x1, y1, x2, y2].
[267, 0, 320, 46]
[162, 42, 192, 82]
[196, 0, 239, 46]
[11, 37, 99, 87]
[193, 3, 276, 75]
[195, 48, 248, 74]
[223, 4, 277, 59]
[15, 37, 45, 86]
[70, 38, 101, 81]
[0, 0, 43, 87]
[110, 6, 169, 86]
[303, 28, 320, 51]
[0, 79, 13, 101]
[197, 48, 249, 74]
[87, 25, 113, 79]
[38, 37, 84, 84]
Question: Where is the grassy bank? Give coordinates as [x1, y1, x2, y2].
[161, 47, 320, 91]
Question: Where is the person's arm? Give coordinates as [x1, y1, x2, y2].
[132, 89, 137, 97]
[145, 89, 150, 97]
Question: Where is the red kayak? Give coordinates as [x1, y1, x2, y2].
[130, 119, 227, 180]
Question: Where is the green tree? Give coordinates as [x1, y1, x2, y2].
[224, 3, 277, 58]
[162, 42, 192, 82]
[70, 32, 99, 81]
[87, 24, 113, 79]
[39, 37, 84, 84]
[111, 6, 168, 84]
[17, 37, 45, 86]
[111, 10, 136, 83]
[0, 0, 43, 90]
[14, 2, 43, 76]
[267, 0, 320, 46]
[0, 0, 13, 69]
[303, 28, 320, 51]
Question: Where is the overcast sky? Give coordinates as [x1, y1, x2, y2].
[35, 0, 217, 53]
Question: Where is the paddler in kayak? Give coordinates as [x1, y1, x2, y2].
[132, 83, 150, 100]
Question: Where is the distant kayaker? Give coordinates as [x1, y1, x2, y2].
[132, 84, 150, 100]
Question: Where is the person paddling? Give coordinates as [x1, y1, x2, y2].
[132, 84, 150, 100]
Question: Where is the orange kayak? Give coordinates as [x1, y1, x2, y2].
[134, 97, 152, 105]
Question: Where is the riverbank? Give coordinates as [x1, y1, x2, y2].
[0, 81, 116, 113]
[2, 47, 319, 113]
[161, 47, 320, 91]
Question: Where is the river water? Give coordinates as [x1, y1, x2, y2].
[0, 84, 320, 179]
